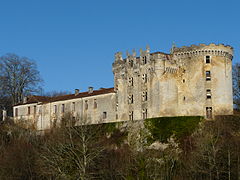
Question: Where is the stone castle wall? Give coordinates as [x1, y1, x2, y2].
[14, 43, 234, 130]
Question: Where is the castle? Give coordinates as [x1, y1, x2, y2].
[13, 43, 234, 130]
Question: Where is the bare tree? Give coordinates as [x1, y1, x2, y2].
[0, 53, 42, 107]
[39, 117, 104, 179]
[233, 63, 240, 110]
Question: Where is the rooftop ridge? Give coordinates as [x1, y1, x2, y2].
[15, 87, 115, 106]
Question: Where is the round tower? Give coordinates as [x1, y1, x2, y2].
[172, 43, 234, 118]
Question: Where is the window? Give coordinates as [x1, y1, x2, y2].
[115, 84, 118, 91]
[72, 102, 75, 111]
[39, 106, 42, 114]
[206, 107, 212, 119]
[206, 56, 211, 63]
[129, 111, 133, 120]
[128, 77, 133, 86]
[142, 56, 147, 64]
[206, 71, 211, 81]
[128, 94, 134, 104]
[183, 79, 185, 83]
[28, 106, 31, 115]
[129, 60, 133, 67]
[183, 96, 186, 101]
[85, 100, 88, 110]
[54, 105, 57, 114]
[116, 114, 118, 119]
[34, 106, 37, 115]
[142, 91, 148, 101]
[206, 89, 211, 99]
[103, 112, 107, 119]
[142, 74, 147, 83]
[94, 99, 97, 109]
[142, 109, 147, 119]
[61, 104, 65, 113]
[15, 108, 18, 117]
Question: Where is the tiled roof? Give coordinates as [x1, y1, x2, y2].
[50, 88, 115, 102]
[15, 88, 115, 106]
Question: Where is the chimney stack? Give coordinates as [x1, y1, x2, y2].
[2, 110, 7, 121]
[88, 87, 94, 94]
[75, 89, 80, 96]
[23, 97, 28, 104]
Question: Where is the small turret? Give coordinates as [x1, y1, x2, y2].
[114, 52, 123, 62]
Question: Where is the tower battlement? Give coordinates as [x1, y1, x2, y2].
[173, 43, 233, 60]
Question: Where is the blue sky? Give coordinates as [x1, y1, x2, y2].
[0, 0, 239, 93]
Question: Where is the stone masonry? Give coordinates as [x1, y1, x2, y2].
[13, 43, 234, 130]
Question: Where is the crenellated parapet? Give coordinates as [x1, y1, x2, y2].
[172, 43, 234, 60]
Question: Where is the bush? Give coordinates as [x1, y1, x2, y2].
[144, 116, 202, 143]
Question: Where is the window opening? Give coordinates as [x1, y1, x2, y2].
[103, 112, 107, 119]
[28, 106, 31, 115]
[15, 108, 18, 117]
[206, 71, 211, 81]
[206, 89, 212, 99]
[142, 91, 148, 101]
[34, 106, 37, 115]
[206, 55, 211, 63]
[94, 99, 97, 109]
[142, 109, 147, 119]
[72, 102, 75, 111]
[129, 111, 133, 120]
[62, 104, 65, 113]
[85, 100, 88, 110]
[206, 107, 212, 119]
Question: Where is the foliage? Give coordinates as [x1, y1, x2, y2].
[144, 116, 202, 143]
[0, 115, 240, 179]
[102, 122, 118, 133]
[233, 63, 240, 109]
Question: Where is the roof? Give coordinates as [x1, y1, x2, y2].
[14, 87, 115, 106]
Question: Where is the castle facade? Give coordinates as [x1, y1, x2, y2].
[13, 43, 234, 130]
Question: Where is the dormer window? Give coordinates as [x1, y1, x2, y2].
[206, 56, 211, 63]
